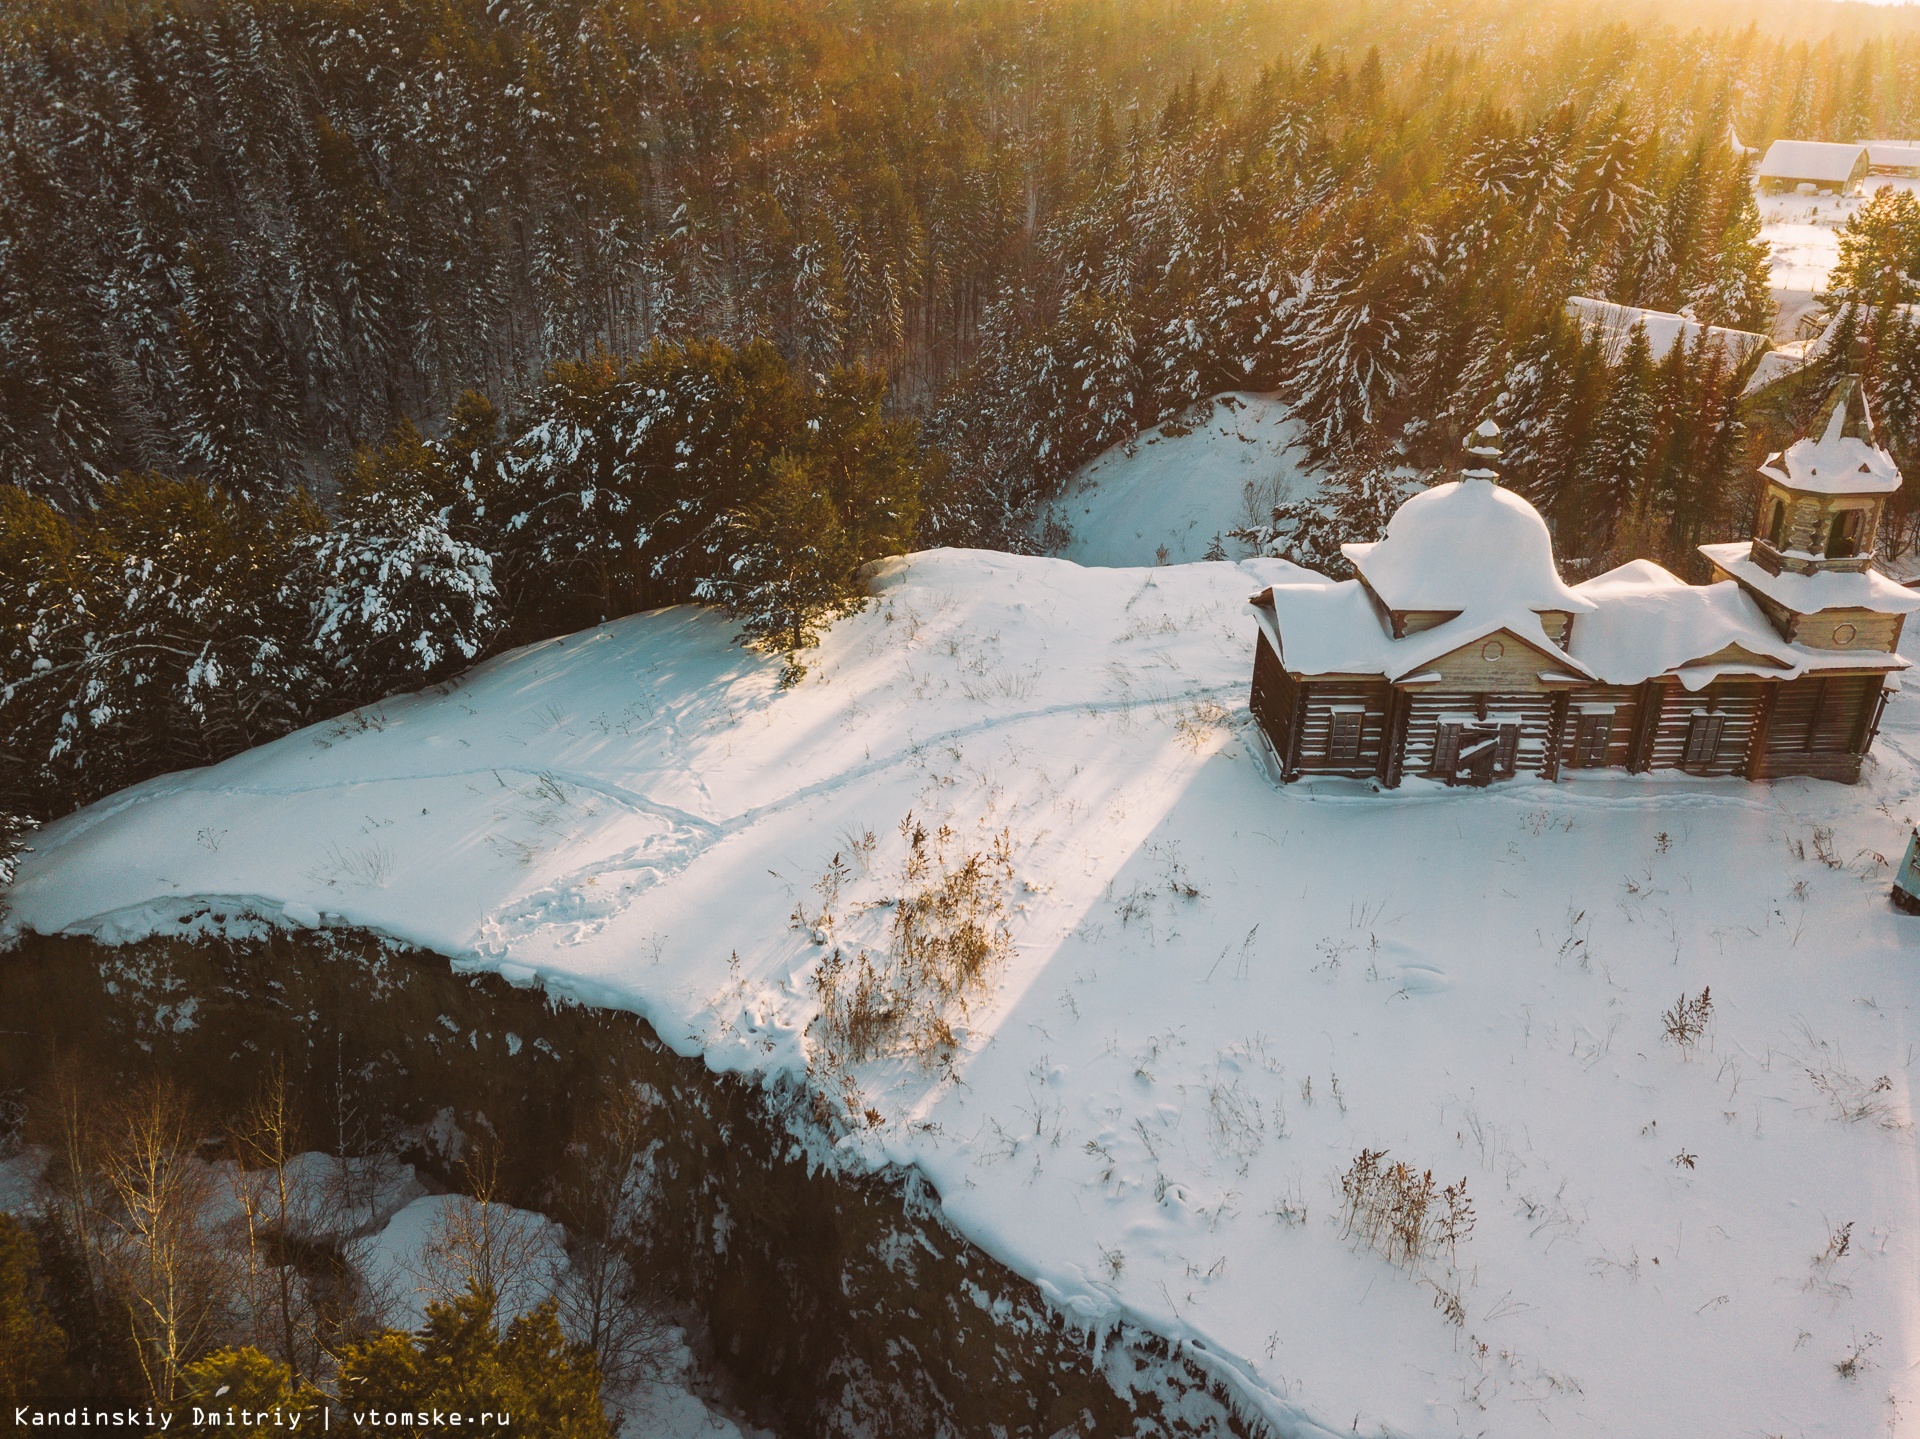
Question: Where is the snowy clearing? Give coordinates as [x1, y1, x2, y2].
[9, 546, 1920, 1438]
[1758, 174, 1920, 338]
[1038, 393, 1310, 567]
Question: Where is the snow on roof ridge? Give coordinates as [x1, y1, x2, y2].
[1564, 297, 1769, 367]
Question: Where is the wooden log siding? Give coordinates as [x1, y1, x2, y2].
[1791, 610, 1904, 652]
[1380, 688, 1413, 787]
[1248, 632, 1296, 766]
[1402, 692, 1558, 779]
[1292, 680, 1395, 775]
[1758, 673, 1884, 782]
[1643, 680, 1766, 776]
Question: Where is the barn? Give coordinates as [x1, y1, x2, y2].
[1756, 139, 1870, 194]
[1248, 389, 1915, 788]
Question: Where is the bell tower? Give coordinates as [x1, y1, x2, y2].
[1700, 374, 1918, 654]
[1749, 375, 1897, 579]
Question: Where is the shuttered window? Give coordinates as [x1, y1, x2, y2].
[1683, 711, 1726, 769]
[1327, 707, 1364, 763]
[1431, 723, 1462, 776]
[1574, 711, 1612, 767]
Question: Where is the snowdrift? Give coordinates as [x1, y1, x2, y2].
[10, 546, 1920, 1438]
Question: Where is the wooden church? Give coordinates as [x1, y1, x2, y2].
[1248, 379, 1917, 787]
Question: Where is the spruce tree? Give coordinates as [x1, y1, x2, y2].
[302, 420, 500, 704]
[337, 1289, 612, 1439]
[1579, 325, 1658, 554]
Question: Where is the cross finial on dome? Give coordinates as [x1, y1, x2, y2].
[1463, 418, 1502, 481]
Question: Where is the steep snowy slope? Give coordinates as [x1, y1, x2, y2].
[10, 548, 1920, 1439]
[1040, 393, 1309, 566]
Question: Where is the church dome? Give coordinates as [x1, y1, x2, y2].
[1342, 477, 1593, 614]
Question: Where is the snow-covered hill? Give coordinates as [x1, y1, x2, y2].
[1039, 393, 1309, 566]
[10, 547, 1920, 1438]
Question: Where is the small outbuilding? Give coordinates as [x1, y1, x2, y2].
[1757, 140, 1871, 195]
[1868, 142, 1920, 177]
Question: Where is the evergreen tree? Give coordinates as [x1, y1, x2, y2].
[178, 1348, 323, 1432]
[1828, 188, 1920, 305]
[0, 1214, 68, 1399]
[302, 421, 499, 703]
[337, 1288, 612, 1439]
[1578, 325, 1658, 552]
[711, 454, 861, 682]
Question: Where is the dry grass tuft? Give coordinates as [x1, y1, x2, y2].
[1661, 988, 1713, 1052]
[1338, 1148, 1474, 1270]
[810, 813, 1015, 1079]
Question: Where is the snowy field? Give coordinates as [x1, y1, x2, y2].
[9, 543, 1920, 1437]
[1038, 392, 1309, 566]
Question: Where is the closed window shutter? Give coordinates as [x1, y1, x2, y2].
[1577, 712, 1611, 767]
[1431, 723, 1461, 776]
[1494, 724, 1520, 774]
[1684, 712, 1726, 768]
[1329, 710, 1363, 762]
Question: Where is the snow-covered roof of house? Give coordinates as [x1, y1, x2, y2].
[1868, 142, 1920, 168]
[1699, 542, 1920, 616]
[1249, 578, 1594, 684]
[1570, 560, 1905, 688]
[1757, 139, 1868, 182]
[1757, 377, 1902, 496]
[1341, 477, 1594, 615]
[1565, 297, 1770, 367]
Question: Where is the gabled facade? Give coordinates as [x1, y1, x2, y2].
[1248, 396, 1915, 788]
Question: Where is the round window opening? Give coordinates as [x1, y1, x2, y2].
[1834, 622, 1858, 645]
[1481, 639, 1505, 662]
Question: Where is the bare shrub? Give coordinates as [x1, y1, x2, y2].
[228, 1066, 319, 1383]
[1661, 988, 1713, 1051]
[1808, 1067, 1901, 1128]
[553, 1085, 677, 1393]
[1203, 1072, 1267, 1176]
[1836, 1332, 1880, 1379]
[415, 1139, 558, 1326]
[1338, 1149, 1474, 1269]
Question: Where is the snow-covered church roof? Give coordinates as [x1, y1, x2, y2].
[1569, 560, 1906, 688]
[1342, 476, 1594, 615]
[1759, 377, 1902, 496]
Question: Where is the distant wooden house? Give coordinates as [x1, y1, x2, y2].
[1757, 140, 1870, 194]
[1867, 142, 1920, 177]
[1247, 390, 1915, 788]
